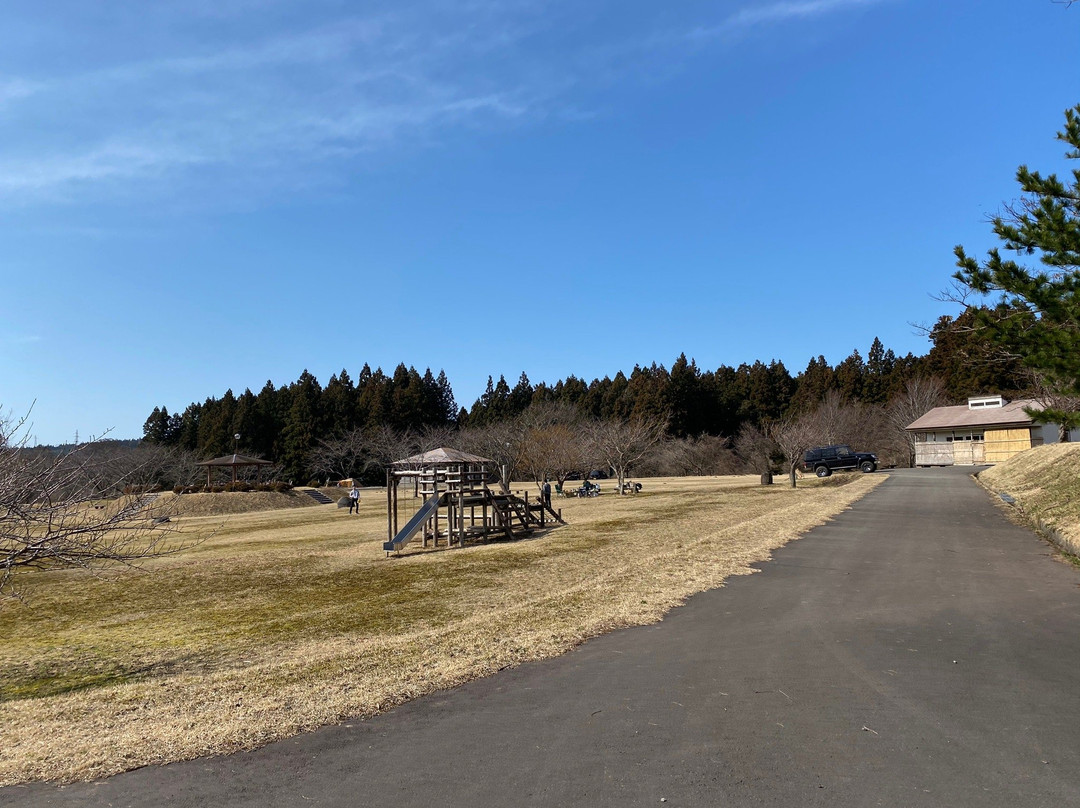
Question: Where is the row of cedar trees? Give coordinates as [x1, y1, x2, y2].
[142, 313, 1030, 483]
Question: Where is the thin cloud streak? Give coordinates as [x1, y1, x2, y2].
[692, 0, 893, 39]
[0, 1, 895, 204]
[0, 77, 41, 106]
[0, 9, 539, 201]
[0, 142, 207, 194]
[88, 17, 390, 84]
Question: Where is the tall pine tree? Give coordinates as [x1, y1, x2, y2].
[953, 103, 1080, 429]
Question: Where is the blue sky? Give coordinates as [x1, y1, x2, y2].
[2, 0, 1077, 445]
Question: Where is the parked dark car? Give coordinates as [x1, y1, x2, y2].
[801, 445, 878, 477]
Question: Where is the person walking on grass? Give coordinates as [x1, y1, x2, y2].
[349, 485, 360, 514]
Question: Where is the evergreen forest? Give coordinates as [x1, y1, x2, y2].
[140, 312, 1031, 484]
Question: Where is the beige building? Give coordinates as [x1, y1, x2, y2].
[906, 395, 1076, 466]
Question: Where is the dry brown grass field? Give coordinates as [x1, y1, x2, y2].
[978, 443, 1080, 554]
[0, 473, 885, 785]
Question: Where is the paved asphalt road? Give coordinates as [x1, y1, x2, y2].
[9, 467, 1080, 807]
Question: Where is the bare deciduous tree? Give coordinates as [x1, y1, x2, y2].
[765, 412, 820, 488]
[514, 403, 594, 490]
[1, 412, 197, 599]
[155, 446, 207, 488]
[365, 425, 418, 468]
[886, 377, 947, 466]
[587, 415, 668, 495]
[416, 424, 458, 454]
[518, 423, 590, 489]
[767, 392, 896, 485]
[637, 434, 741, 477]
[811, 390, 863, 446]
[308, 427, 369, 482]
[458, 420, 527, 491]
[734, 423, 777, 475]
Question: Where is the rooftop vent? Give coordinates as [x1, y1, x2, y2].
[968, 395, 1005, 410]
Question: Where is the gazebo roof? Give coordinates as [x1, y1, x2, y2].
[196, 453, 274, 467]
[392, 447, 491, 466]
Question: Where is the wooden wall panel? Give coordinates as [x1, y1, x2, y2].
[984, 428, 1032, 463]
[915, 444, 954, 466]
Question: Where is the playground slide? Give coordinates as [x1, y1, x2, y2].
[383, 493, 445, 552]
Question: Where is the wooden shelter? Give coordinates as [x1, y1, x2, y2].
[905, 395, 1078, 466]
[195, 453, 274, 486]
[384, 447, 564, 554]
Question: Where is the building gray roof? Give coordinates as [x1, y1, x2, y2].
[905, 399, 1042, 431]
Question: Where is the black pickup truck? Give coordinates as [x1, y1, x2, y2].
[801, 445, 878, 477]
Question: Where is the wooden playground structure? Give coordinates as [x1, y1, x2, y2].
[384, 447, 565, 555]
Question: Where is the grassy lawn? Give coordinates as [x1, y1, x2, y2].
[0, 473, 885, 785]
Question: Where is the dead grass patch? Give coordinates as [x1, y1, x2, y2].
[163, 489, 319, 517]
[978, 443, 1080, 552]
[0, 473, 885, 784]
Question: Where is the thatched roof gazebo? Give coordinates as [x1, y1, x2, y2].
[195, 453, 274, 486]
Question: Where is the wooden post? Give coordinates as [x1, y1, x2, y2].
[427, 478, 433, 547]
[387, 469, 395, 543]
[457, 467, 465, 547]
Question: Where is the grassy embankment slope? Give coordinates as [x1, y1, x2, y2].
[979, 442, 1080, 557]
[0, 473, 884, 785]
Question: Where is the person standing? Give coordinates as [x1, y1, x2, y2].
[542, 480, 552, 507]
[349, 485, 360, 514]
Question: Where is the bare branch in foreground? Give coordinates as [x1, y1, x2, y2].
[0, 410, 201, 599]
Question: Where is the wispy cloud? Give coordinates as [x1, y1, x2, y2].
[90, 17, 388, 83]
[0, 7, 544, 203]
[0, 0, 896, 206]
[0, 141, 206, 194]
[691, 0, 892, 40]
[0, 77, 41, 106]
